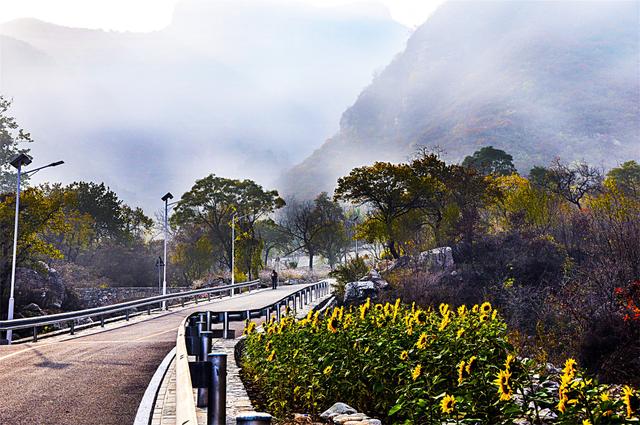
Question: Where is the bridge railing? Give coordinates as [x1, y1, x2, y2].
[175, 280, 332, 425]
[0, 279, 261, 343]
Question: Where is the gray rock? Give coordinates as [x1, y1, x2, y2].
[320, 402, 357, 419]
[418, 246, 454, 270]
[21, 303, 44, 316]
[343, 281, 377, 304]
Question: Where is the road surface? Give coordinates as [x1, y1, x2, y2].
[0, 284, 313, 425]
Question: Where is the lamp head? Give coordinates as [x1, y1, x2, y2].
[161, 192, 174, 202]
[9, 153, 33, 169]
[48, 160, 65, 167]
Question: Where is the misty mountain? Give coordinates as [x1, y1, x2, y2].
[0, 0, 408, 210]
[284, 0, 640, 198]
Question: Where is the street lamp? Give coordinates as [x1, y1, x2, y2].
[161, 192, 177, 310]
[5, 154, 64, 344]
[231, 211, 251, 286]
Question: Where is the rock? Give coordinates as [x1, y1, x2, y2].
[333, 413, 367, 424]
[294, 413, 312, 423]
[384, 255, 411, 272]
[418, 246, 454, 270]
[359, 269, 389, 290]
[367, 421, 382, 425]
[343, 281, 378, 304]
[320, 403, 357, 420]
[21, 303, 44, 317]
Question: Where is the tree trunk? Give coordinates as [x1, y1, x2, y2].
[308, 251, 314, 270]
[388, 240, 399, 259]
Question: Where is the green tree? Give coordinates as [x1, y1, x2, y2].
[172, 175, 284, 278]
[462, 146, 517, 176]
[607, 160, 640, 199]
[0, 187, 68, 319]
[334, 162, 425, 259]
[0, 96, 33, 193]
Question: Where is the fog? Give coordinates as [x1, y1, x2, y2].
[283, 0, 640, 197]
[0, 0, 409, 210]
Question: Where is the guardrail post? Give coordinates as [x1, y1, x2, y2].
[236, 412, 272, 425]
[181, 298, 185, 307]
[208, 293, 211, 302]
[299, 292, 303, 309]
[147, 306, 151, 315]
[276, 303, 281, 322]
[70, 321, 75, 335]
[126, 310, 130, 321]
[197, 331, 213, 407]
[195, 296, 199, 305]
[266, 307, 271, 323]
[223, 312, 230, 339]
[101, 316, 105, 327]
[32, 326, 38, 342]
[207, 352, 227, 425]
[292, 296, 297, 315]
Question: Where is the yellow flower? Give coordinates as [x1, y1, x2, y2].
[399, 350, 409, 361]
[439, 303, 450, 316]
[622, 385, 637, 419]
[465, 356, 477, 375]
[457, 360, 466, 385]
[416, 332, 429, 350]
[267, 349, 275, 362]
[505, 354, 515, 371]
[440, 394, 455, 414]
[495, 369, 512, 401]
[438, 312, 451, 331]
[472, 304, 479, 313]
[562, 358, 577, 380]
[582, 420, 592, 425]
[323, 365, 333, 376]
[491, 309, 498, 320]
[327, 317, 339, 333]
[411, 364, 422, 381]
[359, 303, 369, 320]
[414, 309, 428, 325]
[600, 391, 610, 402]
[393, 298, 401, 321]
[456, 328, 465, 339]
[265, 340, 272, 352]
[457, 305, 467, 316]
[480, 302, 492, 314]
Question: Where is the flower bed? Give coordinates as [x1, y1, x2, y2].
[242, 299, 638, 423]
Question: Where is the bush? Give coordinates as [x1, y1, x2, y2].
[242, 300, 638, 422]
[328, 256, 369, 300]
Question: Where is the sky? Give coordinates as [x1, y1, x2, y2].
[0, 0, 445, 30]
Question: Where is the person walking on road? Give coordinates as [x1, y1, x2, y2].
[271, 270, 278, 290]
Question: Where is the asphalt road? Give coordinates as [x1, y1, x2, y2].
[0, 284, 313, 425]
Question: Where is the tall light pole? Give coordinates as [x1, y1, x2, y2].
[161, 192, 174, 310]
[5, 154, 64, 344]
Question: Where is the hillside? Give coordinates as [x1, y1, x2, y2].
[283, 0, 640, 198]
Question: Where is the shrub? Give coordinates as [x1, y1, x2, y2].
[328, 256, 369, 300]
[242, 299, 639, 422]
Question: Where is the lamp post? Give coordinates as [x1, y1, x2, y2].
[155, 256, 164, 292]
[161, 192, 175, 310]
[5, 154, 64, 344]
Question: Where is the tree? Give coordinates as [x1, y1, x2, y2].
[533, 159, 603, 209]
[314, 193, 349, 269]
[462, 146, 517, 176]
[0, 187, 68, 319]
[334, 162, 425, 258]
[607, 160, 640, 199]
[279, 197, 325, 270]
[255, 219, 291, 266]
[172, 175, 284, 277]
[0, 96, 33, 193]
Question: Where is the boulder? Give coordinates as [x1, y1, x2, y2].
[320, 403, 357, 420]
[15, 263, 67, 310]
[418, 246, 454, 270]
[359, 269, 388, 289]
[21, 302, 45, 317]
[344, 281, 377, 304]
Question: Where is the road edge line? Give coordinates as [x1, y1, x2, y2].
[133, 346, 176, 425]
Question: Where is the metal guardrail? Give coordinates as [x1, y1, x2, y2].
[175, 280, 331, 425]
[0, 279, 261, 343]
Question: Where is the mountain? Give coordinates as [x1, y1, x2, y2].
[0, 0, 408, 210]
[284, 0, 640, 198]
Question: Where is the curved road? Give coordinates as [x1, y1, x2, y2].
[0, 284, 313, 425]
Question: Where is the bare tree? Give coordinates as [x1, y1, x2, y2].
[540, 159, 603, 209]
